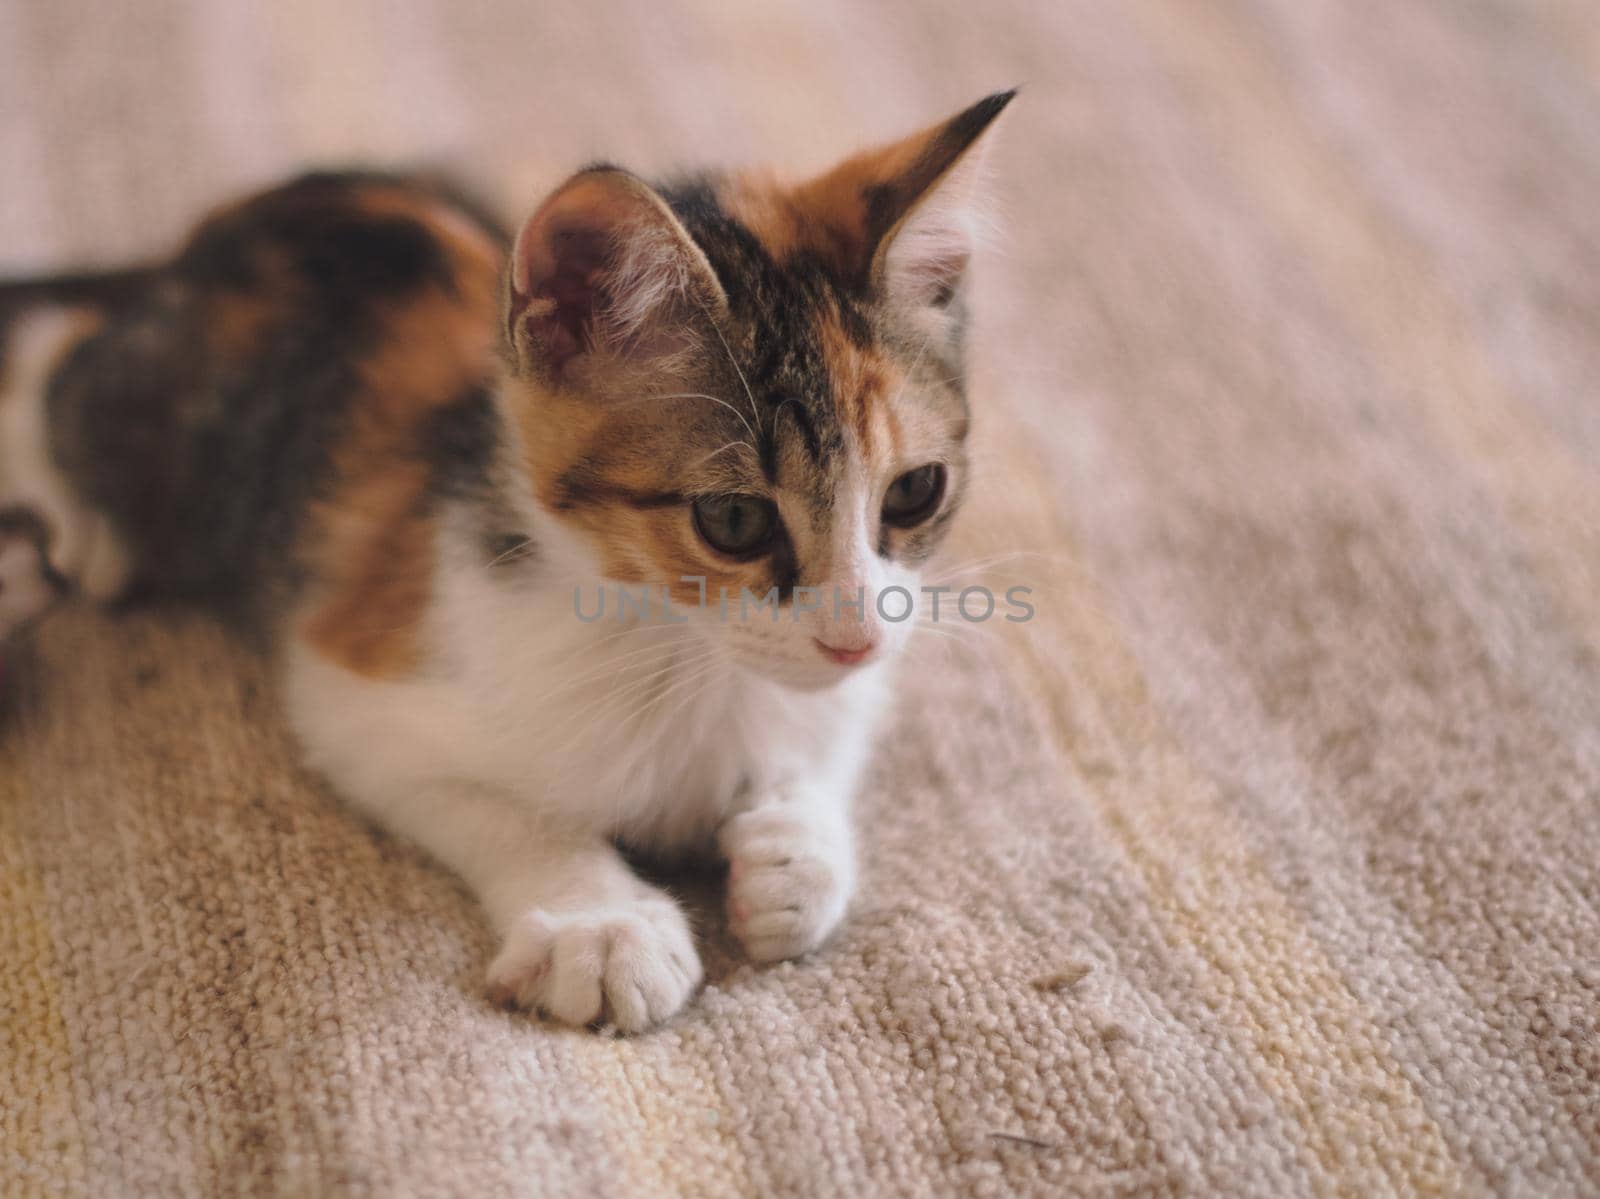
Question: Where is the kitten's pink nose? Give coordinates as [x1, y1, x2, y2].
[814, 638, 877, 667]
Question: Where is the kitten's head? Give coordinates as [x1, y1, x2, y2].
[502, 92, 1013, 689]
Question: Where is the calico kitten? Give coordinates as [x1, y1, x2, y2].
[0, 92, 1012, 1031]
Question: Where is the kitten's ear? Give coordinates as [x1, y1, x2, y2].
[506, 167, 726, 384]
[796, 89, 1016, 306]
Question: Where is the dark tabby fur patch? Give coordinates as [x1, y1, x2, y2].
[38, 171, 508, 638]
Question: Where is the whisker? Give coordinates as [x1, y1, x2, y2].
[909, 621, 1012, 665]
[910, 624, 989, 659]
[692, 440, 761, 469]
[889, 324, 939, 413]
[493, 600, 692, 679]
[636, 390, 758, 446]
[535, 652, 709, 804]
[922, 549, 1079, 586]
[543, 648, 721, 795]
[483, 535, 538, 570]
[541, 643, 715, 746]
[915, 616, 1001, 644]
[534, 637, 697, 705]
[644, 665, 726, 738]
[703, 313, 764, 436]
[634, 654, 727, 735]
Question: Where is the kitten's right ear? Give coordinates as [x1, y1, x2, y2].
[793, 90, 1015, 307]
[506, 168, 727, 385]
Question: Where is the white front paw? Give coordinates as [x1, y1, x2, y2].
[486, 895, 702, 1033]
[720, 806, 854, 964]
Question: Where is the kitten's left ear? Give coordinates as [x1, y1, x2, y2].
[505, 167, 728, 386]
[795, 89, 1016, 306]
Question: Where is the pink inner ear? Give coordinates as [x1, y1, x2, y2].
[889, 231, 971, 308]
[923, 247, 970, 308]
[514, 224, 614, 377]
[509, 169, 720, 380]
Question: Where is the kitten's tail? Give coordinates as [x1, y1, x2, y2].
[0, 264, 158, 316]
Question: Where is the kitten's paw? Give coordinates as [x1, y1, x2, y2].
[0, 513, 61, 641]
[720, 806, 854, 964]
[486, 895, 701, 1033]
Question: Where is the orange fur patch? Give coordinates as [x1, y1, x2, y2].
[826, 314, 891, 457]
[350, 186, 505, 290]
[737, 96, 1006, 288]
[504, 365, 775, 608]
[301, 227, 501, 679]
[303, 458, 436, 678]
[718, 172, 809, 264]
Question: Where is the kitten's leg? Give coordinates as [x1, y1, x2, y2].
[719, 709, 877, 964]
[0, 509, 65, 641]
[0, 308, 132, 605]
[345, 779, 702, 1031]
[718, 681, 885, 963]
[719, 783, 857, 964]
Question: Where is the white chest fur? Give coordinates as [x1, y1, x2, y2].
[284, 544, 887, 856]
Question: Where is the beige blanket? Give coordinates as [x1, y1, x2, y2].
[5, 1, 1599, 1194]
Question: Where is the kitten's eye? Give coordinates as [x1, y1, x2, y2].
[692, 494, 778, 558]
[881, 464, 946, 528]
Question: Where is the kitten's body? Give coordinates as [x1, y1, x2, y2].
[0, 95, 1010, 1030]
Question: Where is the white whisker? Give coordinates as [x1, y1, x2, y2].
[692, 440, 761, 469]
[704, 314, 763, 436]
[535, 638, 697, 706]
[483, 535, 538, 570]
[643, 389, 758, 446]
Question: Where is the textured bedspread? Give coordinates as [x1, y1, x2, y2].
[4, 1, 1599, 1194]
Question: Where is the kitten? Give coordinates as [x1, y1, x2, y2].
[0, 91, 1012, 1031]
